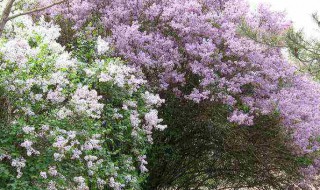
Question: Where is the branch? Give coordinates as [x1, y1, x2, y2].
[7, 0, 67, 21]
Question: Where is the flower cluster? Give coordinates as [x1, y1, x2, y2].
[70, 85, 104, 119]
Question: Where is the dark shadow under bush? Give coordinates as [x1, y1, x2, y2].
[145, 93, 302, 190]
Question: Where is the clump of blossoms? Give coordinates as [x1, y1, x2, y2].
[0, 15, 165, 189]
[42, 0, 320, 182]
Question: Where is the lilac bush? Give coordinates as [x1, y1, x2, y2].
[0, 15, 165, 189]
[42, 0, 320, 182]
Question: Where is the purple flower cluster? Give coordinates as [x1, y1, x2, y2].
[43, 0, 320, 178]
[274, 75, 320, 154]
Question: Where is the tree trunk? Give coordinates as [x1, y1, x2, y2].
[0, 0, 15, 36]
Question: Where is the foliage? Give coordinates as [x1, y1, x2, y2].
[286, 16, 320, 78]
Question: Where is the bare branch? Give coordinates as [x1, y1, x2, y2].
[7, 0, 67, 21]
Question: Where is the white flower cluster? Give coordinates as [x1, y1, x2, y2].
[47, 88, 66, 103]
[109, 177, 124, 190]
[20, 140, 40, 156]
[81, 135, 102, 151]
[6, 15, 61, 47]
[143, 91, 165, 107]
[48, 71, 71, 86]
[71, 86, 104, 119]
[97, 178, 107, 189]
[84, 155, 103, 176]
[97, 36, 110, 55]
[56, 107, 73, 120]
[11, 157, 26, 178]
[48, 166, 58, 177]
[130, 110, 140, 128]
[50, 129, 80, 162]
[47, 180, 58, 190]
[1, 38, 32, 67]
[74, 176, 89, 190]
[98, 60, 146, 93]
[138, 155, 149, 173]
[124, 91, 166, 143]
[55, 52, 77, 69]
[144, 109, 167, 141]
[40, 171, 47, 179]
[22, 126, 35, 134]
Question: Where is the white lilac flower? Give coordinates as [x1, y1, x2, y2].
[11, 157, 26, 178]
[52, 136, 69, 148]
[109, 177, 123, 190]
[81, 139, 101, 151]
[22, 126, 35, 134]
[71, 149, 82, 159]
[97, 36, 110, 55]
[56, 107, 73, 120]
[47, 180, 57, 190]
[70, 86, 104, 118]
[142, 91, 165, 107]
[144, 109, 166, 130]
[130, 111, 140, 128]
[97, 178, 107, 189]
[55, 52, 76, 69]
[20, 140, 40, 156]
[40, 171, 47, 179]
[74, 176, 89, 190]
[138, 155, 149, 173]
[53, 153, 64, 161]
[48, 166, 58, 176]
[1, 38, 31, 66]
[47, 89, 65, 103]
